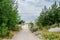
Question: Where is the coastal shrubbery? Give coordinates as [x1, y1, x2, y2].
[0, 0, 21, 39]
[29, 2, 60, 40]
[36, 2, 60, 29]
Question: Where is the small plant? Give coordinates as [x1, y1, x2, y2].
[14, 26, 22, 31]
[0, 23, 8, 38]
[44, 33, 57, 40]
[7, 31, 15, 39]
[0, 38, 2, 40]
[29, 22, 38, 32]
[30, 26, 38, 32]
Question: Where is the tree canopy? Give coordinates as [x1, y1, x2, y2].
[0, 0, 20, 37]
[36, 2, 60, 28]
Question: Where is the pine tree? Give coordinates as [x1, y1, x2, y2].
[36, 2, 60, 29]
[0, 0, 20, 37]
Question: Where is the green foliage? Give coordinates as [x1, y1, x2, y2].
[44, 33, 57, 40]
[0, 23, 8, 37]
[7, 31, 14, 39]
[19, 20, 25, 24]
[0, 0, 20, 38]
[30, 26, 38, 32]
[29, 22, 38, 32]
[44, 33, 58, 40]
[14, 26, 22, 31]
[0, 38, 2, 40]
[36, 2, 60, 29]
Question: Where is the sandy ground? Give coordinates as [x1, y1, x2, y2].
[11, 24, 40, 40]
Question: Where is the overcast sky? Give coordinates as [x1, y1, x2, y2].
[17, 0, 60, 23]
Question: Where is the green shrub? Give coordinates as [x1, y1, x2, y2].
[36, 2, 60, 29]
[30, 26, 38, 32]
[0, 0, 21, 39]
[7, 31, 14, 39]
[29, 22, 38, 32]
[0, 38, 2, 40]
[14, 26, 22, 31]
[44, 33, 57, 40]
[0, 23, 8, 37]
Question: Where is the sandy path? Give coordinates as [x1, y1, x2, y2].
[11, 24, 40, 40]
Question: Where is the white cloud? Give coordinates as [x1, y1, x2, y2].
[17, 0, 60, 23]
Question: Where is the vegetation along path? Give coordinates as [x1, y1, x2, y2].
[11, 24, 40, 40]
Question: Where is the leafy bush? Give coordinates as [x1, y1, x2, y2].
[29, 22, 38, 32]
[14, 26, 22, 31]
[7, 31, 15, 39]
[0, 0, 21, 38]
[40, 29, 60, 40]
[44, 33, 57, 40]
[0, 23, 8, 37]
[0, 38, 2, 40]
[36, 2, 60, 29]
[19, 20, 25, 24]
[30, 26, 38, 32]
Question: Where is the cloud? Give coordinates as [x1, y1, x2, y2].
[46, 0, 60, 2]
[17, 0, 60, 23]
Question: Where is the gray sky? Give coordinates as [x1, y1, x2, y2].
[17, 0, 60, 23]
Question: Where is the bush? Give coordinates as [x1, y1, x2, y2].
[0, 38, 2, 40]
[19, 20, 25, 24]
[7, 31, 15, 39]
[43, 33, 57, 40]
[14, 26, 22, 31]
[41, 29, 60, 40]
[29, 22, 38, 32]
[0, 23, 8, 37]
[30, 26, 38, 32]
[36, 2, 60, 29]
[0, 0, 21, 39]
